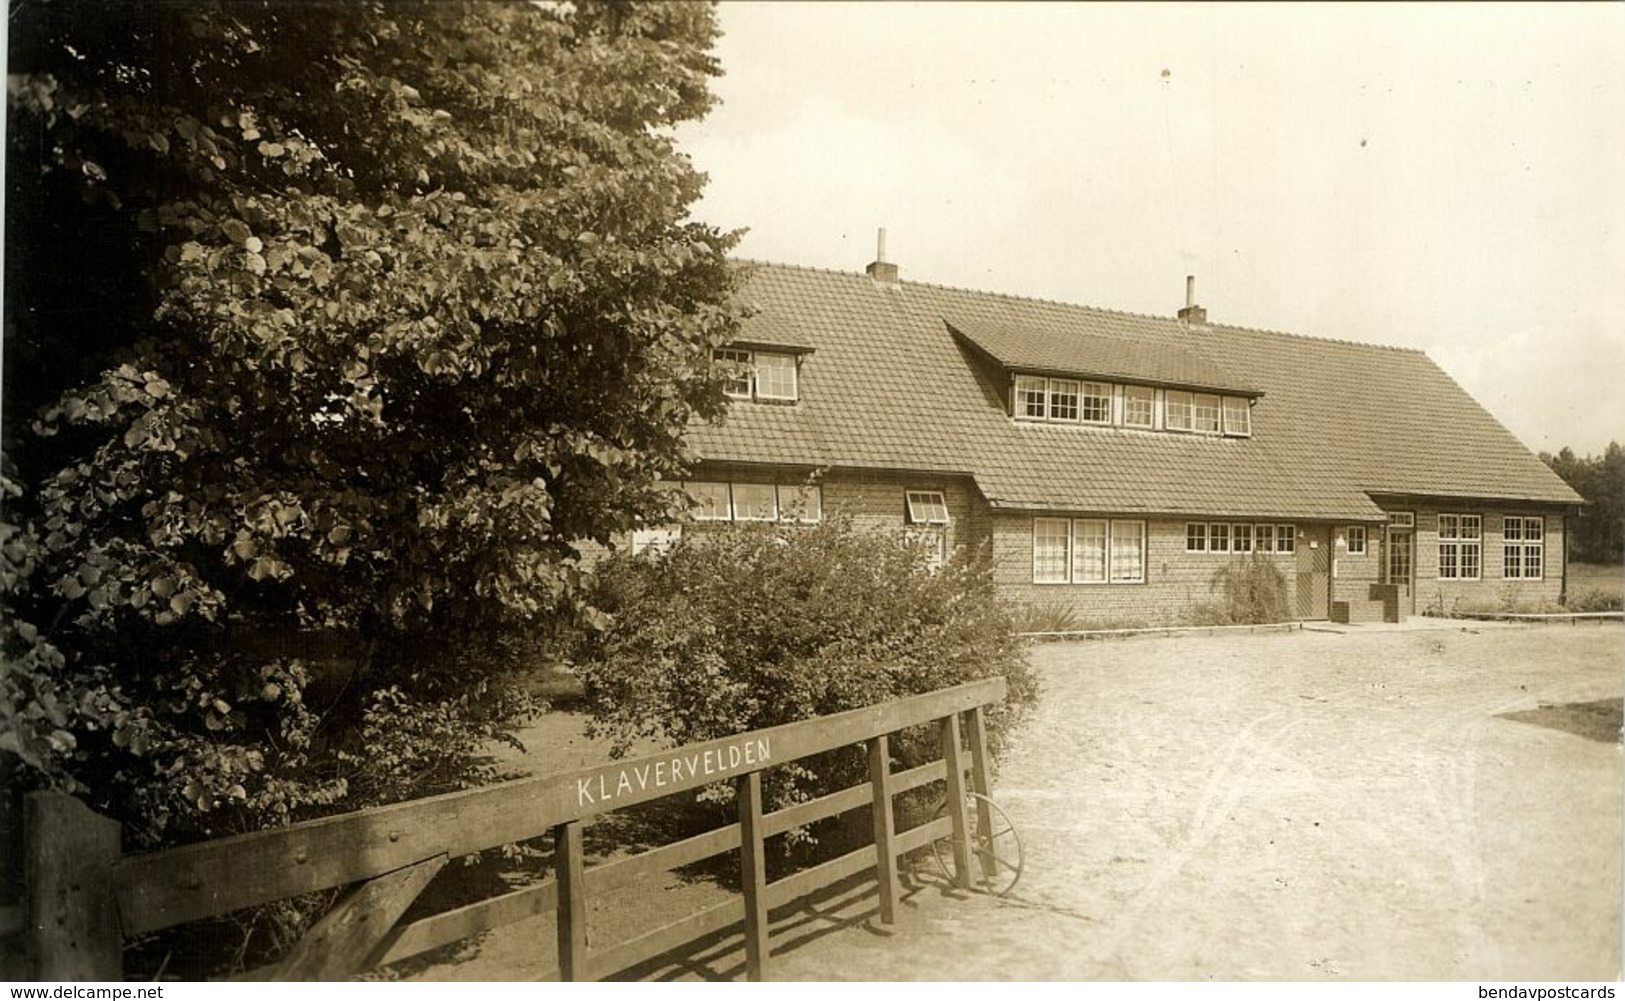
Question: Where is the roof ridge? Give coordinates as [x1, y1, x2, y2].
[1207, 321, 1427, 355]
[731, 258, 1425, 354]
[730, 257, 1174, 324]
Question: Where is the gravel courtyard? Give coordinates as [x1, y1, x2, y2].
[767, 624, 1622, 981]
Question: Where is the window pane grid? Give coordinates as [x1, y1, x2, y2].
[1193, 394, 1222, 433]
[1186, 523, 1207, 552]
[1079, 382, 1111, 423]
[1016, 376, 1048, 419]
[1073, 520, 1107, 582]
[1166, 391, 1193, 431]
[1209, 523, 1230, 553]
[1502, 516, 1543, 579]
[1223, 397, 1251, 436]
[906, 491, 950, 525]
[1047, 380, 1080, 422]
[1110, 521, 1145, 582]
[1033, 518, 1071, 583]
[1347, 526, 1366, 555]
[1277, 525, 1295, 552]
[1123, 386, 1154, 427]
[754, 353, 798, 400]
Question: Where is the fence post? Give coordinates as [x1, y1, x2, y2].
[24, 791, 122, 980]
[737, 771, 769, 981]
[866, 734, 899, 924]
[965, 706, 996, 881]
[939, 714, 972, 890]
[553, 821, 587, 981]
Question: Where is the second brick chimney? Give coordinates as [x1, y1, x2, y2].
[1178, 274, 1207, 327]
[866, 228, 899, 284]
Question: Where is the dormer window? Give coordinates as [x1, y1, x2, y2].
[715, 348, 800, 403]
[1223, 396, 1251, 437]
[1122, 385, 1155, 428]
[1079, 382, 1111, 423]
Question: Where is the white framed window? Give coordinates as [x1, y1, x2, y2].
[904, 528, 947, 570]
[1387, 511, 1415, 529]
[1072, 519, 1108, 583]
[1346, 526, 1367, 555]
[1222, 397, 1251, 437]
[906, 490, 950, 525]
[689, 481, 732, 520]
[1208, 522, 1231, 553]
[714, 349, 753, 399]
[1122, 385, 1155, 428]
[714, 349, 799, 402]
[754, 352, 798, 401]
[1110, 521, 1146, 583]
[1015, 375, 1048, 419]
[1033, 518, 1071, 584]
[1047, 379, 1080, 422]
[1079, 382, 1112, 424]
[1034, 517, 1145, 584]
[1186, 522, 1208, 552]
[631, 527, 681, 555]
[1438, 513, 1482, 580]
[1193, 393, 1222, 434]
[1503, 516, 1544, 580]
[1255, 524, 1276, 553]
[781, 484, 823, 524]
[731, 483, 779, 522]
[1233, 523, 1254, 553]
[1165, 390, 1193, 431]
[1276, 525, 1296, 553]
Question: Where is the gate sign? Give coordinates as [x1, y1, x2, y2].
[576, 736, 773, 808]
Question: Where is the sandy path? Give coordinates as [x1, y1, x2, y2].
[400, 624, 1621, 981]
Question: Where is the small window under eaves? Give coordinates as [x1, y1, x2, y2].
[905, 491, 950, 525]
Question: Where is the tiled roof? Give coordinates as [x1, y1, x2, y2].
[947, 316, 1261, 396]
[689, 262, 1582, 519]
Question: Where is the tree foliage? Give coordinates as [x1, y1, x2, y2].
[1542, 442, 1625, 564]
[574, 520, 1040, 833]
[2, 0, 740, 846]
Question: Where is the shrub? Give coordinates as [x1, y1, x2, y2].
[1010, 603, 1081, 635]
[1568, 589, 1624, 613]
[574, 519, 1039, 841]
[1200, 555, 1291, 624]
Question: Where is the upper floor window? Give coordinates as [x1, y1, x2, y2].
[1015, 375, 1048, 419]
[1223, 397, 1251, 436]
[1166, 390, 1194, 431]
[1015, 375, 1255, 437]
[1048, 379, 1080, 421]
[715, 349, 799, 403]
[1122, 385, 1155, 428]
[1193, 393, 1222, 433]
[1080, 382, 1111, 424]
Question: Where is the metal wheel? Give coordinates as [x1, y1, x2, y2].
[931, 792, 1023, 896]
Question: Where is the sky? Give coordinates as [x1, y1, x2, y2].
[674, 2, 1625, 458]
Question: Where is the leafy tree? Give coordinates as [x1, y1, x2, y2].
[2, 0, 740, 851]
[1541, 442, 1624, 563]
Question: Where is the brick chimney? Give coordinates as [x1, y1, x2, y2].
[866, 227, 899, 283]
[1178, 274, 1207, 327]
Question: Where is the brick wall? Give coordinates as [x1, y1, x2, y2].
[1400, 505, 1566, 613]
[989, 514, 1305, 627]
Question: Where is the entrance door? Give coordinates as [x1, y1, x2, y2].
[1295, 525, 1330, 619]
[1386, 529, 1415, 614]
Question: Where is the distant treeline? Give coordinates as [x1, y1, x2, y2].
[1541, 442, 1625, 564]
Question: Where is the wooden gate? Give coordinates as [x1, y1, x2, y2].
[18, 677, 1008, 981]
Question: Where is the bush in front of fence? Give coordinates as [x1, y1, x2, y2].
[574, 517, 1039, 852]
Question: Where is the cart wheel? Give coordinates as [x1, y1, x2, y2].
[932, 792, 1023, 897]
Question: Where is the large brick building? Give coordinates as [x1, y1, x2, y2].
[671, 249, 1581, 625]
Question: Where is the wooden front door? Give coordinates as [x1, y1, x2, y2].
[1386, 528, 1415, 614]
[1295, 525, 1330, 619]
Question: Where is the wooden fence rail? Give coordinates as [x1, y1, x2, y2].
[22, 676, 1008, 981]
